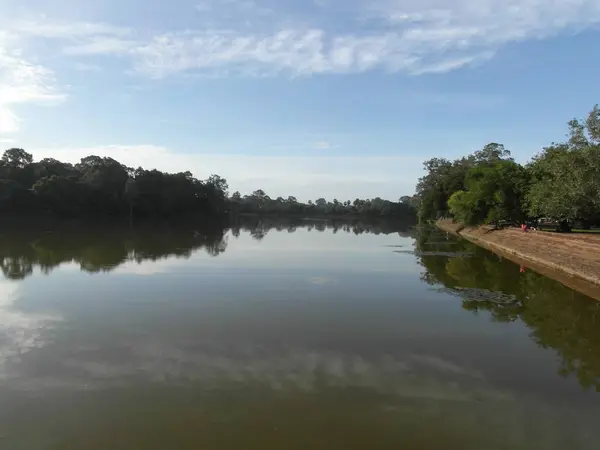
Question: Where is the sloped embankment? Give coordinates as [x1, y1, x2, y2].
[437, 220, 600, 299]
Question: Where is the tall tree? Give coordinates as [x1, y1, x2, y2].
[1, 148, 33, 169]
[448, 160, 528, 226]
[527, 105, 600, 228]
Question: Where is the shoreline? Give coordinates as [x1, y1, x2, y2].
[437, 219, 600, 301]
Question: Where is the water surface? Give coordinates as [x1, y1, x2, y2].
[1, 219, 599, 449]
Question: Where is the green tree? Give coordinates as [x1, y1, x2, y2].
[32, 176, 90, 216]
[527, 106, 600, 229]
[447, 190, 477, 225]
[251, 189, 269, 208]
[206, 174, 229, 199]
[76, 156, 130, 214]
[1, 148, 33, 169]
[417, 144, 515, 223]
[35, 158, 77, 178]
[0, 179, 38, 213]
[416, 157, 471, 221]
[471, 142, 512, 164]
[0, 148, 37, 187]
[449, 160, 528, 226]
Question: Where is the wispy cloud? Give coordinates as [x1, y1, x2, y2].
[0, 31, 66, 133]
[57, 27, 496, 79]
[89, 1, 600, 77]
[2, 0, 600, 133]
[0, 20, 129, 134]
[6, 1, 600, 79]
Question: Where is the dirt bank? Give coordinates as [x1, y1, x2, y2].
[437, 219, 600, 301]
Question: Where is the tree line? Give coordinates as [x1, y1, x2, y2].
[0, 148, 417, 222]
[229, 189, 416, 221]
[415, 104, 600, 231]
[0, 148, 229, 218]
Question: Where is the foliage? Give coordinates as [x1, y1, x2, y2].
[526, 107, 600, 225]
[417, 105, 600, 230]
[2, 148, 33, 168]
[448, 160, 528, 226]
[0, 148, 417, 223]
[229, 191, 417, 221]
[32, 176, 90, 216]
[417, 144, 517, 224]
[0, 179, 38, 213]
[0, 150, 229, 219]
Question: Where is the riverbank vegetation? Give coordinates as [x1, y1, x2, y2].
[416, 104, 600, 231]
[0, 148, 417, 223]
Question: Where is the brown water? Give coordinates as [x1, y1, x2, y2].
[0, 219, 599, 449]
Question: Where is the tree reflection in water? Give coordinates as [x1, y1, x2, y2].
[0, 217, 413, 280]
[416, 225, 600, 392]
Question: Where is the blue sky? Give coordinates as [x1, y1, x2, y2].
[1, 0, 600, 201]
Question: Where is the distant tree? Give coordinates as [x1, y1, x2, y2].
[2, 148, 33, 169]
[471, 143, 513, 164]
[206, 174, 229, 198]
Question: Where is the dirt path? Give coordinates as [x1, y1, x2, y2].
[437, 220, 600, 301]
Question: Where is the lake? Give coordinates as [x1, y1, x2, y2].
[1, 218, 599, 450]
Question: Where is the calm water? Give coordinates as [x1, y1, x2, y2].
[1, 219, 599, 450]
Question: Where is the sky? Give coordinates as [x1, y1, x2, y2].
[1, 0, 600, 201]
